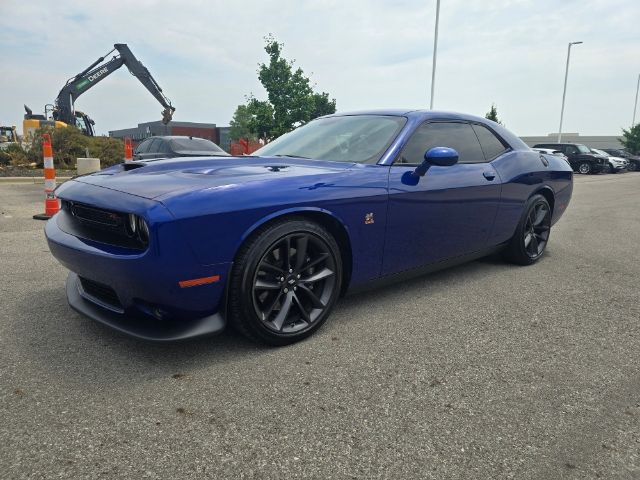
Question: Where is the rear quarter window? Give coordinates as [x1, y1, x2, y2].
[471, 124, 509, 161]
[134, 139, 152, 154]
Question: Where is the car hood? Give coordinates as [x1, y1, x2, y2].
[70, 156, 355, 200]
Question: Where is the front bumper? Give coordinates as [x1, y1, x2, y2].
[66, 272, 225, 341]
[46, 206, 231, 341]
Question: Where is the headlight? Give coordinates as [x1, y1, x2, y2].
[138, 217, 149, 244]
[126, 213, 137, 236]
[125, 213, 149, 245]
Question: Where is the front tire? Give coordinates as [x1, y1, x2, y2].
[628, 161, 639, 172]
[578, 162, 591, 174]
[504, 194, 552, 266]
[228, 219, 342, 346]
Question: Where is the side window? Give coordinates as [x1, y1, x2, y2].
[396, 122, 485, 165]
[159, 140, 172, 154]
[565, 145, 578, 155]
[471, 124, 509, 161]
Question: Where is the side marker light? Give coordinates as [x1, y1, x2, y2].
[178, 275, 220, 288]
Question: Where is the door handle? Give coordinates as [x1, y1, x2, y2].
[483, 171, 496, 181]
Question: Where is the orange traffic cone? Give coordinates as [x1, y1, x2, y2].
[33, 133, 60, 220]
[124, 137, 133, 162]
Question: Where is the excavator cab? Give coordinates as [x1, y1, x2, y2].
[73, 111, 95, 136]
[0, 125, 19, 150]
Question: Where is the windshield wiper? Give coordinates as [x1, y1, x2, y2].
[272, 154, 311, 159]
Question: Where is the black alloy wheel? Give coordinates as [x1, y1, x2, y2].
[505, 194, 552, 265]
[522, 202, 551, 260]
[628, 161, 638, 172]
[229, 219, 342, 345]
[578, 162, 591, 174]
[253, 232, 337, 334]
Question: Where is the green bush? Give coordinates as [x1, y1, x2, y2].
[0, 150, 10, 166]
[0, 143, 29, 166]
[27, 126, 125, 169]
[6, 143, 29, 165]
[87, 135, 126, 167]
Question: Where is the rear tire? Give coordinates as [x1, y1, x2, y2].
[228, 218, 342, 346]
[504, 194, 552, 266]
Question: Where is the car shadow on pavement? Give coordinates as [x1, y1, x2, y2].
[10, 286, 267, 385]
[10, 253, 530, 389]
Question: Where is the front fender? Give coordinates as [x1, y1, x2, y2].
[239, 206, 351, 244]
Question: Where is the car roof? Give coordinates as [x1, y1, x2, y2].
[141, 136, 214, 141]
[322, 109, 530, 152]
[324, 109, 495, 123]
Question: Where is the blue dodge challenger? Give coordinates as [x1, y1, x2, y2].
[46, 110, 573, 345]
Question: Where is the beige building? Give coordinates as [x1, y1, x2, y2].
[520, 133, 623, 149]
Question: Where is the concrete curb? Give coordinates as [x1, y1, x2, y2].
[0, 177, 73, 184]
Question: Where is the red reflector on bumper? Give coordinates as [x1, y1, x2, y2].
[178, 275, 220, 288]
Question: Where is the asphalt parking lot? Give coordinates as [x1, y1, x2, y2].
[1, 174, 639, 479]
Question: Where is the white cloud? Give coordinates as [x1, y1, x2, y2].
[0, 0, 638, 136]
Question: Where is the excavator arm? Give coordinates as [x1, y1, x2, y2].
[53, 44, 175, 131]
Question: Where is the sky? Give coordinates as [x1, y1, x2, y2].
[0, 0, 638, 137]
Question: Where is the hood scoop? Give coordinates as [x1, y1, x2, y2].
[181, 165, 291, 176]
[123, 162, 146, 171]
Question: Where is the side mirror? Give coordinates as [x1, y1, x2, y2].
[414, 147, 459, 176]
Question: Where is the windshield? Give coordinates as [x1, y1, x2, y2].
[0, 127, 13, 140]
[592, 149, 608, 156]
[254, 115, 407, 163]
[576, 144, 591, 154]
[170, 137, 228, 154]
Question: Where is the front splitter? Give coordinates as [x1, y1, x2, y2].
[65, 272, 226, 342]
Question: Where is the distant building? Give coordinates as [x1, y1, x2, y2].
[520, 133, 623, 149]
[109, 120, 224, 148]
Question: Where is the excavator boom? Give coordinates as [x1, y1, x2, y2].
[26, 43, 175, 137]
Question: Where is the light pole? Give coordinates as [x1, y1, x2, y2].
[429, 0, 441, 109]
[557, 41, 583, 142]
[633, 73, 640, 127]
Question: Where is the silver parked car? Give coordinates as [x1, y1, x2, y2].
[590, 148, 628, 173]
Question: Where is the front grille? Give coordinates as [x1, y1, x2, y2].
[59, 200, 147, 251]
[70, 203, 123, 228]
[79, 277, 123, 311]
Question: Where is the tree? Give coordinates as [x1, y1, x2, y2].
[231, 35, 336, 141]
[310, 92, 337, 120]
[485, 104, 503, 125]
[229, 104, 257, 142]
[246, 97, 275, 140]
[620, 124, 640, 155]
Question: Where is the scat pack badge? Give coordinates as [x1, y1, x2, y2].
[364, 212, 374, 225]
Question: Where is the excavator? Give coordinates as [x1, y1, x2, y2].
[0, 125, 19, 151]
[23, 43, 175, 141]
